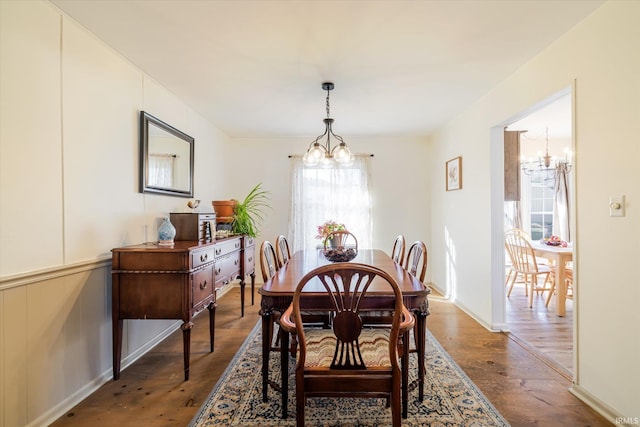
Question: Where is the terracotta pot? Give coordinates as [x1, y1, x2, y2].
[212, 200, 237, 223]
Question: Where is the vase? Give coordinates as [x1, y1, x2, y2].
[158, 217, 176, 246]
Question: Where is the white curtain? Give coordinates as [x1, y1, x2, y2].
[149, 153, 175, 188]
[504, 201, 522, 231]
[289, 155, 373, 252]
[553, 162, 571, 242]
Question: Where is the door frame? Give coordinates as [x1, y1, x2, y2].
[489, 83, 577, 379]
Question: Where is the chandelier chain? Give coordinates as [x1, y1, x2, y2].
[326, 89, 331, 118]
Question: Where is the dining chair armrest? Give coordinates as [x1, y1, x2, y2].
[279, 304, 296, 333]
[399, 305, 416, 333]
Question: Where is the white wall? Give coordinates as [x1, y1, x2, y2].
[0, 2, 233, 426]
[230, 136, 432, 284]
[429, 0, 639, 419]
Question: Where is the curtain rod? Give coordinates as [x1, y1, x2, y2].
[287, 154, 374, 158]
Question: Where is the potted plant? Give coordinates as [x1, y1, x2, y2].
[230, 183, 271, 237]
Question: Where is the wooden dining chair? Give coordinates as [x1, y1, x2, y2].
[400, 240, 428, 401]
[275, 234, 292, 268]
[259, 240, 282, 354]
[504, 228, 550, 296]
[404, 240, 427, 283]
[546, 261, 573, 306]
[279, 263, 415, 427]
[391, 235, 406, 265]
[504, 229, 554, 308]
[259, 240, 279, 283]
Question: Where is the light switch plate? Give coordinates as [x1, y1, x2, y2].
[609, 195, 625, 217]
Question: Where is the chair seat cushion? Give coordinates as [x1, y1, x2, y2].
[303, 328, 391, 368]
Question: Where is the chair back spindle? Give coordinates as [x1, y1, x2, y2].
[404, 241, 427, 283]
[391, 235, 406, 265]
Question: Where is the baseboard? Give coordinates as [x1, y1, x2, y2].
[428, 283, 503, 333]
[570, 384, 630, 425]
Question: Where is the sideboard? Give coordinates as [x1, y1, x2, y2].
[111, 235, 255, 381]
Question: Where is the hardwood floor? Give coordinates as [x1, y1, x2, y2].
[50, 286, 610, 427]
[505, 280, 573, 377]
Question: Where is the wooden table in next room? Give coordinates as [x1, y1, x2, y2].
[530, 241, 573, 317]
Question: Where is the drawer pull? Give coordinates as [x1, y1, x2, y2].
[248, 256, 253, 262]
[199, 280, 208, 290]
[215, 248, 221, 255]
[216, 268, 221, 274]
[235, 243, 240, 248]
[200, 253, 208, 262]
[234, 259, 239, 266]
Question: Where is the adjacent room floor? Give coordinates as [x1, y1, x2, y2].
[505, 280, 573, 377]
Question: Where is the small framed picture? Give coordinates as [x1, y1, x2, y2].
[446, 156, 462, 191]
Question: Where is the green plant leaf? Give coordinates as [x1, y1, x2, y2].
[231, 183, 271, 237]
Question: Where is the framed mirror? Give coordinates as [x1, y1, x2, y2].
[140, 111, 194, 197]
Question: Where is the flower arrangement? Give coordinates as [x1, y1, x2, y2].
[316, 220, 346, 242]
[543, 235, 568, 247]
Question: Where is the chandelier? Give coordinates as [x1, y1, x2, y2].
[303, 82, 354, 167]
[521, 126, 572, 176]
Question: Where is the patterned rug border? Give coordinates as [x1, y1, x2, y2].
[189, 320, 510, 426]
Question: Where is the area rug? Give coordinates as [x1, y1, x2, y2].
[189, 321, 510, 426]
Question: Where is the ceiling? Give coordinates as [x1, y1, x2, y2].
[51, 0, 603, 139]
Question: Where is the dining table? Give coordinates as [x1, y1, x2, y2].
[530, 241, 573, 316]
[258, 248, 430, 418]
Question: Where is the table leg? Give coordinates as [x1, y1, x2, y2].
[181, 321, 193, 381]
[414, 312, 427, 401]
[555, 255, 567, 317]
[261, 310, 272, 402]
[280, 326, 290, 419]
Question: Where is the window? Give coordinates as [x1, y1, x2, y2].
[289, 156, 372, 252]
[529, 172, 555, 240]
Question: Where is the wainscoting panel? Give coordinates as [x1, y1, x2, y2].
[0, 260, 185, 427]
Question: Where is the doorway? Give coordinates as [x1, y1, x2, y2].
[493, 88, 576, 378]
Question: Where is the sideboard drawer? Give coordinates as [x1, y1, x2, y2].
[192, 247, 215, 269]
[192, 266, 214, 311]
[215, 252, 241, 278]
[214, 251, 241, 289]
[243, 236, 255, 248]
[214, 238, 242, 258]
[244, 246, 255, 274]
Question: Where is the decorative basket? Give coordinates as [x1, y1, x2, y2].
[323, 230, 358, 262]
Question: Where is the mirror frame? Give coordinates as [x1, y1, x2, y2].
[140, 111, 194, 198]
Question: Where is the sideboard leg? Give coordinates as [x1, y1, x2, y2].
[112, 318, 123, 380]
[239, 279, 246, 317]
[181, 321, 193, 381]
[208, 301, 217, 352]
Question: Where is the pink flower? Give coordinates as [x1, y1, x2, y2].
[315, 220, 346, 240]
